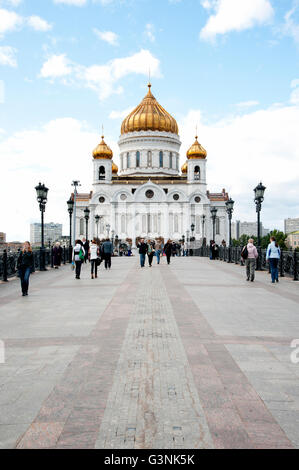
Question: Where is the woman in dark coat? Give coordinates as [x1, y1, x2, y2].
[53, 242, 63, 268]
[164, 240, 172, 265]
[17, 241, 34, 296]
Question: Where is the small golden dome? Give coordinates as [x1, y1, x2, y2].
[112, 161, 118, 174]
[181, 161, 188, 174]
[187, 136, 207, 159]
[93, 135, 113, 160]
[121, 84, 179, 135]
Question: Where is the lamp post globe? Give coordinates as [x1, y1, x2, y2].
[254, 182, 266, 270]
[225, 198, 234, 263]
[35, 182, 49, 271]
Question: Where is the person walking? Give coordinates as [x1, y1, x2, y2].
[102, 238, 113, 270]
[266, 236, 281, 283]
[89, 239, 100, 279]
[164, 240, 172, 265]
[137, 238, 148, 267]
[17, 241, 34, 296]
[53, 241, 63, 269]
[147, 240, 154, 267]
[83, 238, 89, 264]
[73, 240, 85, 279]
[154, 239, 162, 265]
[242, 238, 258, 282]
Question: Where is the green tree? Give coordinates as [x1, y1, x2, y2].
[261, 229, 288, 250]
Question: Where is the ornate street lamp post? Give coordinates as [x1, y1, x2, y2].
[95, 215, 101, 240]
[84, 207, 90, 241]
[210, 207, 218, 241]
[254, 182, 266, 270]
[35, 182, 49, 271]
[225, 198, 235, 263]
[71, 180, 81, 246]
[67, 197, 74, 262]
[106, 224, 111, 238]
[201, 215, 206, 243]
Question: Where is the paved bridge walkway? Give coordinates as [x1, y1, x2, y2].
[0, 256, 299, 449]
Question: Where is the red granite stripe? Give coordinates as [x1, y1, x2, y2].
[160, 264, 294, 449]
[17, 263, 140, 449]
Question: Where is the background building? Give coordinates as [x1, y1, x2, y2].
[284, 218, 299, 234]
[231, 221, 269, 240]
[30, 223, 63, 245]
[286, 231, 299, 249]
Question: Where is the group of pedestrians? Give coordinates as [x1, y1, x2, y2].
[241, 236, 281, 283]
[73, 238, 113, 280]
[137, 238, 174, 267]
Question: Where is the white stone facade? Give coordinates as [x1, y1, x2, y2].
[75, 128, 229, 247]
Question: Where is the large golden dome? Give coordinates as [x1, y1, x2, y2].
[93, 135, 113, 160]
[121, 84, 179, 135]
[187, 136, 207, 159]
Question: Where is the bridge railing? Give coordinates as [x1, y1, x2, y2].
[193, 246, 298, 281]
[0, 246, 70, 282]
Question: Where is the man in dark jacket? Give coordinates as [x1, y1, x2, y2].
[137, 238, 148, 267]
[102, 238, 113, 270]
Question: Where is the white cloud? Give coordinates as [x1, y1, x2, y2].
[200, 0, 274, 41]
[0, 118, 115, 241]
[282, 1, 299, 44]
[0, 8, 52, 37]
[0, 79, 4, 102]
[40, 53, 72, 78]
[27, 15, 52, 32]
[93, 28, 118, 46]
[179, 86, 299, 230]
[109, 107, 133, 119]
[53, 0, 87, 5]
[235, 100, 259, 108]
[144, 24, 155, 43]
[0, 45, 17, 66]
[39, 49, 162, 100]
[290, 79, 299, 104]
[0, 8, 22, 36]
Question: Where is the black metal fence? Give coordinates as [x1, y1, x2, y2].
[0, 246, 70, 282]
[193, 246, 299, 281]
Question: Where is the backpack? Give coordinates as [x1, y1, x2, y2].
[241, 246, 248, 260]
[79, 248, 85, 261]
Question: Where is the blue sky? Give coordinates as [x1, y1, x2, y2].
[1, 0, 299, 240]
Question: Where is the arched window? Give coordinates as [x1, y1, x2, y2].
[159, 151, 163, 168]
[194, 165, 200, 180]
[136, 151, 140, 168]
[147, 151, 152, 167]
[169, 152, 173, 169]
[176, 156, 179, 170]
[99, 166, 106, 180]
[126, 152, 130, 168]
[120, 155, 123, 171]
[79, 218, 84, 236]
